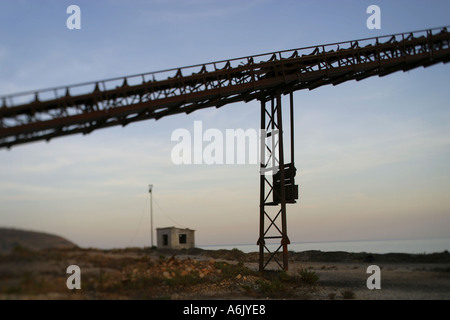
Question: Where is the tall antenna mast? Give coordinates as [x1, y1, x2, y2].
[149, 184, 154, 248]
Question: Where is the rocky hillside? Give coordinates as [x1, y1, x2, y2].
[0, 227, 77, 253]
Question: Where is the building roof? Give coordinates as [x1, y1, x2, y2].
[156, 226, 195, 231]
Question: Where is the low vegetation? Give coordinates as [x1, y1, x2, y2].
[3, 245, 448, 300]
[341, 289, 356, 299]
[0, 247, 324, 299]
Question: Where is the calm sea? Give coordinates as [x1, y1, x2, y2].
[199, 238, 450, 254]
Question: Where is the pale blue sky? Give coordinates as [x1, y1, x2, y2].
[0, 0, 449, 249]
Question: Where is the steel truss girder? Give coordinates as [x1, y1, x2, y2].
[1, 26, 449, 148]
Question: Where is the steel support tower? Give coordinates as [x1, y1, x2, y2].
[258, 92, 298, 271]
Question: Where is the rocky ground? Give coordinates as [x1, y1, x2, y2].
[0, 246, 449, 300]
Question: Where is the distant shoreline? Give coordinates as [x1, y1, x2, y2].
[197, 238, 450, 255]
[131, 246, 450, 264]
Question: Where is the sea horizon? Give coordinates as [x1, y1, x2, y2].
[197, 237, 450, 254]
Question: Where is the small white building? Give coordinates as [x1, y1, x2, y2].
[156, 227, 195, 250]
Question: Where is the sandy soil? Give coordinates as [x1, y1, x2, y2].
[286, 261, 450, 300]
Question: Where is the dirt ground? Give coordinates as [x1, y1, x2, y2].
[287, 261, 450, 300]
[0, 247, 449, 300]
